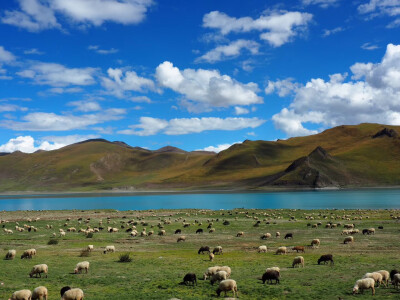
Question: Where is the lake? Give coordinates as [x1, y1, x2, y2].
[0, 189, 400, 211]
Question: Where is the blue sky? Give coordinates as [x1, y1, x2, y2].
[1, 0, 400, 153]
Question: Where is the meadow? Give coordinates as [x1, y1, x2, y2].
[0, 208, 399, 299]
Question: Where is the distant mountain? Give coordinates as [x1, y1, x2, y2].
[1, 123, 400, 192]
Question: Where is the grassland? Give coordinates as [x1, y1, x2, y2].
[0, 208, 399, 299]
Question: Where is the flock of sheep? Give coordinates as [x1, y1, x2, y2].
[1, 208, 400, 299]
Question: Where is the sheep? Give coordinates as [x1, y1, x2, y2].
[158, 229, 166, 236]
[393, 273, 400, 289]
[213, 246, 223, 255]
[5, 249, 16, 260]
[21, 250, 34, 259]
[177, 236, 186, 242]
[217, 266, 231, 278]
[103, 245, 115, 254]
[60, 286, 71, 297]
[311, 239, 320, 248]
[276, 232, 280, 238]
[60, 231, 66, 237]
[87, 245, 93, 252]
[262, 269, 280, 284]
[29, 264, 48, 278]
[284, 233, 293, 239]
[292, 256, 305, 268]
[376, 270, 390, 287]
[198, 246, 210, 254]
[74, 261, 90, 274]
[216, 279, 238, 298]
[276, 246, 287, 255]
[61, 288, 84, 300]
[318, 254, 334, 265]
[8, 289, 32, 300]
[196, 228, 203, 234]
[390, 269, 399, 281]
[353, 278, 375, 295]
[368, 228, 375, 234]
[174, 229, 181, 234]
[32, 286, 48, 300]
[292, 246, 305, 253]
[203, 266, 220, 280]
[258, 245, 267, 253]
[344, 236, 354, 244]
[182, 273, 197, 286]
[209, 253, 214, 261]
[236, 231, 244, 237]
[260, 233, 271, 239]
[209, 228, 216, 233]
[363, 272, 383, 287]
[210, 270, 228, 285]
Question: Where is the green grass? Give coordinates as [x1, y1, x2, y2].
[0, 208, 399, 299]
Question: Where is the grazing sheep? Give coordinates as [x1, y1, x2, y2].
[258, 245, 267, 253]
[182, 273, 197, 286]
[60, 286, 71, 297]
[376, 270, 390, 287]
[260, 233, 271, 239]
[87, 245, 93, 252]
[292, 246, 305, 253]
[344, 236, 354, 244]
[32, 286, 48, 300]
[209, 228, 216, 233]
[5, 249, 16, 260]
[236, 231, 244, 237]
[276, 246, 287, 255]
[177, 236, 186, 242]
[363, 272, 383, 287]
[217, 266, 231, 278]
[390, 269, 399, 281]
[209, 253, 214, 261]
[21, 249, 36, 259]
[174, 229, 181, 234]
[198, 246, 210, 254]
[103, 245, 115, 254]
[353, 278, 375, 295]
[262, 270, 280, 284]
[311, 239, 320, 248]
[284, 233, 293, 239]
[276, 232, 280, 238]
[158, 230, 166, 236]
[318, 254, 334, 265]
[196, 229, 203, 234]
[61, 288, 84, 300]
[203, 266, 220, 280]
[29, 264, 48, 278]
[74, 261, 90, 274]
[8, 289, 32, 300]
[216, 279, 238, 298]
[393, 273, 400, 289]
[368, 228, 375, 234]
[213, 246, 223, 255]
[292, 256, 305, 268]
[210, 270, 228, 285]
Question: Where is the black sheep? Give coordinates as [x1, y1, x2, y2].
[198, 246, 210, 254]
[175, 229, 182, 234]
[196, 228, 203, 234]
[182, 273, 197, 286]
[318, 254, 334, 265]
[284, 233, 293, 239]
[60, 286, 71, 297]
[262, 270, 280, 284]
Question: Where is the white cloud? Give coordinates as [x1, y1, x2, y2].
[0, 104, 28, 112]
[88, 45, 119, 55]
[265, 78, 300, 97]
[196, 39, 259, 63]
[119, 116, 266, 136]
[1, 0, 153, 32]
[101, 68, 156, 97]
[234, 106, 249, 115]
[322, 26, 345, 37]
[198, 141, 241, 153]
[302, 0, 340, 8]
[0, 134, 99, 153]
[361, 42, 379, 50]
[24, 48, 44, 55]
[358, 0, 400, 27]
[0, 46, 16, 63]
[47, 87, 83, 94]
[1, 109, 125, 131]
[156, 61, 263, 110]
[67, 100, 101, 112]
[271, 43, 400, 136]
[202, 10, 313, 47]
[17, 62, 97, 87]
[130, 96, 152, 103]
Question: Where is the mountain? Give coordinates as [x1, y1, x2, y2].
[1, 123, 400, 192]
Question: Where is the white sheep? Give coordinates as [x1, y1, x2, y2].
[210, 270, 228, 285]
[5, 249, 16, 260]
[363, 272, 383, 287]
[353, 278, 375, 295]
[311, 239, 320, 248]
[209, 253, 214, 261]
[177, 236, 186, 242]
[74, 261, 90, 274]
[61, 288, 84, 300]
[203, 266, 220, 280]
[217, 266, 231, 278]
[292, 256, 305, 268]
[266, 267, 280, 273]
[276, 246, 287, 255]
[276, 232, 280, 238]
[32, 286, 48, 300]
[213, 246, 223, 255]
[344, 236, 354, 244]
[216, 279, 238, 298]
[393, 273, 400, 289]
[60, 231, 66, 237]
[8, 289, 32, 300]
[376, 270, 390, 287]
[30, 264, 48, 278]
[236, 231, 244, 237]
[258, 245, 267, 253]
[103, 245, 115, 254]
[87, 245, 94, 252]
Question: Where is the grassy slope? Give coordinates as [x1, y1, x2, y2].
[0, 208, 399, 299]
[1, 123, 400, 192]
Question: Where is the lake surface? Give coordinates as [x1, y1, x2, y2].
[0, 189, 400, 211]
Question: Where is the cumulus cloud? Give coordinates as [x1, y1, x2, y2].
[265, 78, 300, 97]
[0, 46, 16, 63]
[302, 0, 341, 8]
[17, 62, 97, 87]
[197, 141, 241, 153]
[1, 108, 125, 131]
[88, 45, 119, 55]
[0, 134, 99, 153]
[1, 0, 153, 32]
[101, 68, 156, 97]
[202, 10, 313, 47]
[234, 106, 249, 115]
[196, 39, 260, 63]
[67, 100, 101, 112]
[119, 116, 265, 136]
[156, 61, 262, 110]
[271, 44, 400, 136]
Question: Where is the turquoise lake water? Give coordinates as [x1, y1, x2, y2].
[0, 189, 400, 211]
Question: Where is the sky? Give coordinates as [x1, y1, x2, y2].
[1, 0, 400, 153]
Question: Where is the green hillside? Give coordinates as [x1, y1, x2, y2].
[1, 123, 400, 192]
